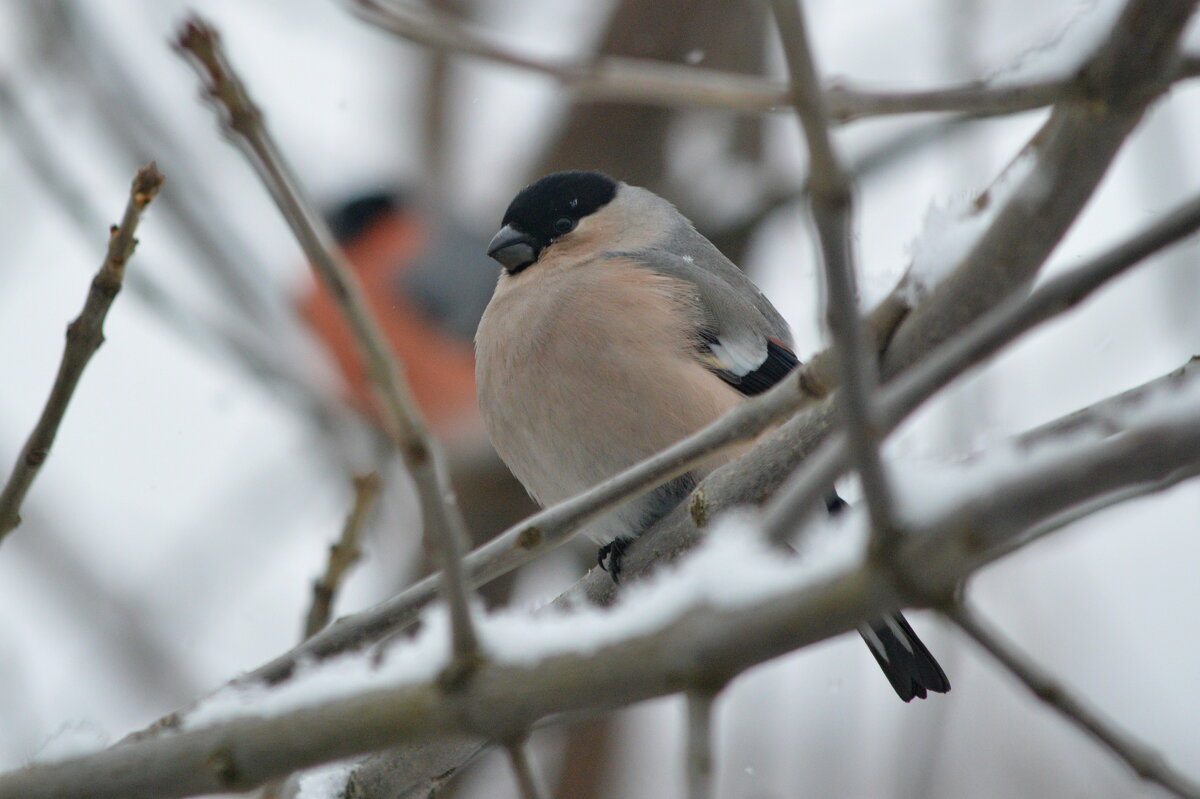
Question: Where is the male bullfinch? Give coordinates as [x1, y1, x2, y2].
[475, 171, 949, 702]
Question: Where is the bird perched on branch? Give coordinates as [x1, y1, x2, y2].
[475, 170, 949, 702]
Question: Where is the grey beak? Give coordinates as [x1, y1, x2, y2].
[487, 225, 538, 273]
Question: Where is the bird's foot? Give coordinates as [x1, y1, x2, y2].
[597, 537, 631, 584]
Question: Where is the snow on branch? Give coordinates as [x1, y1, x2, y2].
[8, 376, 1200, 798]
[763, 187, 1200, 543]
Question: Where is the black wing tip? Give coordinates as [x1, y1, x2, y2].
[716, 338, 800, 396]
[863, 614, 951, 702]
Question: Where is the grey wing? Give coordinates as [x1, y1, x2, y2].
[661, 224, 794, 348]
[626, 247, 801, 396]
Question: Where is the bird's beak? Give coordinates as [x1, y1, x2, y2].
[487, 225, 538, 273]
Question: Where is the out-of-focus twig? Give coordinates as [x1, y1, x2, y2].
[0, 162, 164, 545]
[304, 473, 382, 639]
[769, 0, 897, 544]
[946, 602, 1200, 799]
[0, 77, 344, 426]
[503, 739, 548, 799]
[348, 0, 1200, 118]
[686, 691, 716, 799]
[174, 16, 480, 669]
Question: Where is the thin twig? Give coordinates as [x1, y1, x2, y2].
[946, 602, 1200, 799]
[304, 472, 382, 639]
[0, 162, 164, 545]
[764, 186, 1200, 545]
[504, 738, 548, 799]
[0, 77, 354, 460]
[348, 0, 1200, 120]
[174, 16, 480, 669]
[685, 691, 717, 799]
[769, 0, 898, 544]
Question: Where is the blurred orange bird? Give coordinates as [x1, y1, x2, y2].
[299, 192, 495, 439]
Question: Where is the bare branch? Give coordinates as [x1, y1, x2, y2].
[0, 76, 357, 448]
[347, 0, 1200, 120]
[305, 473, 382, 639]
[946, 603, 1200, 799]
[769, 0, 897, 544]
[762, 186, 1200, 543]
[174, 16, 480, 667]
[0, 162, 164, 545]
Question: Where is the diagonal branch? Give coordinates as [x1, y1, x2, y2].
[174, 16, 480, 668]
[880, 0, 1199, 378]
[304, 472, 382, 639]
[769, 0, 897, 544]
[763, 186, 1200, 543]
[0, 162, 164, 545]
[945, 603, 1200, 799]
[9, 385, 1200, 799]
[348, 0, 1200, 119]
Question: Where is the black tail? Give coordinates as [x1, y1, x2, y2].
[858, 612, 951, 702]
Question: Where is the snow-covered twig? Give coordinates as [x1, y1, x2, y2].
[174, 16, 481, 667]
[946, 603, 1200, 799]
[763, 187, 1200, 543]
[769, 0, 897, 547]
[0, 162, 164, 545]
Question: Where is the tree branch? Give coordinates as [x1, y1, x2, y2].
[347, 0, 1200, 119]
[945, 603, 1200, 799]
[763, 186, 1200, 543]
[0, 162, 164, 545]
[881, 0, 1198, 378]
[770, 0, 897, 544]
[174, 16, 480, 668]
[9, 390, 1200, 799]
[305, 473, 382, 640]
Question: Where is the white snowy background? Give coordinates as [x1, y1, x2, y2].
[0, 0, 1198, 796]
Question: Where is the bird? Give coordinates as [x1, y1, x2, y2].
[300, 190, 494, 438]
[475, 170, 950, 702]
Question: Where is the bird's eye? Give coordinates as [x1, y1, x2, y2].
[554, 217, 576, 235]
